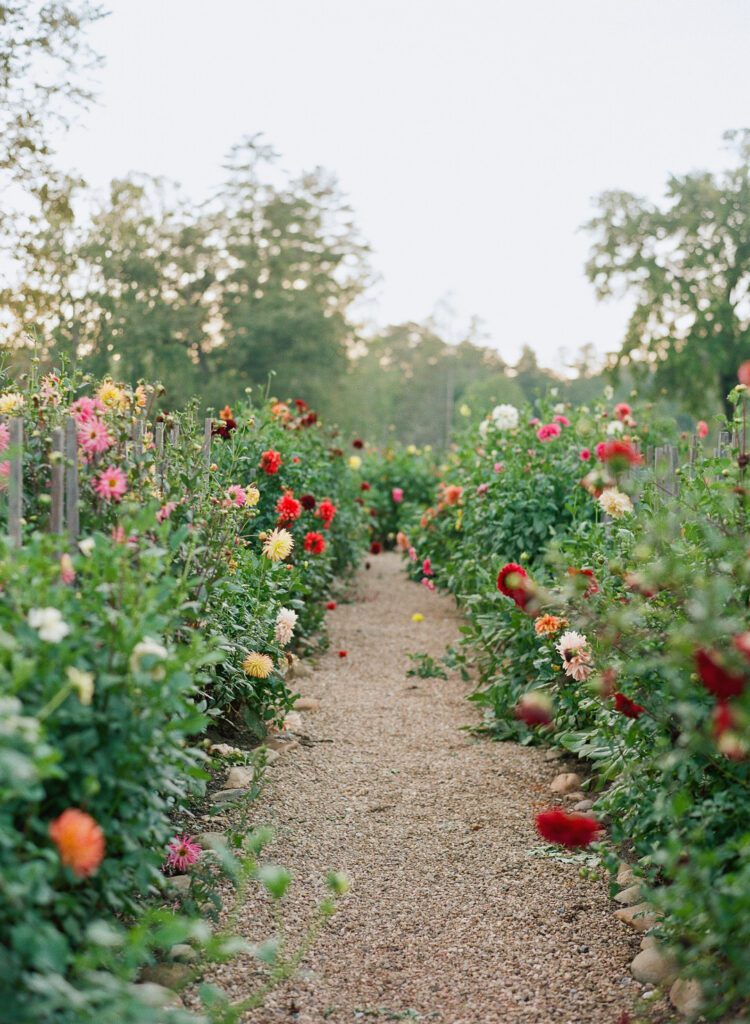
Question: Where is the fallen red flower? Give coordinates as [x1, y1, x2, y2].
[338, 650, 347, 658]
[535, 808, 601, 848]
[326, 601, 337, 610]
[370, 541, 382, 554]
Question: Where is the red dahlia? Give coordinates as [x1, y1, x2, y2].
[535, 809, 601, 848]
[613, 692, 646, 719]
[370, 541, 382, 554]
[304, 531, 326, 555]
[567, 567, 598, 597]
[300, 493, 316, 510]
[352, 438, 364, 449]
[260, 449, 283, 474]
[360, 481, 371, 491]
[276, 491, 302, 524]
[596, 440, 642, 469]
[695, 649, 747, 699]
[316, 499, 337, 528]
[497, 562, 532, 610]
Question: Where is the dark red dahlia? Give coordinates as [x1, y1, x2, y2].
[535, 809, 601, 848]
[497, 562, 531, 610]
[370, 541, 382, 555]
[613, 692, 646, 719]
[300, 493, 316, 510]
[514, 693, 553, 726]
[352, 438, 364, 449]
[303, 531, 326, 555]
[360, 481, 371, 491]
[695, 649, 746, 699]
[294, 398, 308, 411]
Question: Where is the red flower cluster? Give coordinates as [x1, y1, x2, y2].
[304, 531, 326, 554]
[613, 692, 646, 719]
[497, 562, 532, 610]
[695, 649, 746, 698]
[260, 449, 283, 474]
[535, 809, 601, 848]
[276, 491, 302, 524]
[595, 440, 642, 468]
[316, 498, 337, 528]
[567, 567, 598, 597]
[360, 481, 371, 491]
[300, 493, 316, 510]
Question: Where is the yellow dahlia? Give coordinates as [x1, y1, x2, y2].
[97, 381, 129, 411]
[242, 652, 274, 678]
[245, 484, 260, 507]
[262, 528, 294, 561]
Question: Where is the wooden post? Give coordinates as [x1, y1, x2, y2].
[155, 421, 165, 492]
[170, 423, 180, 445]
[64, 417, 80, 546]
[203, 418, 212, 468]
[132, 418, 144, 460]
[7, 418, 23, 547]
[50, 427, 64, 534]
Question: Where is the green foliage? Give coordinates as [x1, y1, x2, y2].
[405, 385, 750, 1017]
[585, 130, 750, 414]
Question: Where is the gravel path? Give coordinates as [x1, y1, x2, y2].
[205, 552, 672, 1024]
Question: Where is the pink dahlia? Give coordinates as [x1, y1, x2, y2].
[166, 834, 201, 872]
[536, 423, 561, 442]
[94, 466, 127, 502]
[78, 416, 113, 459]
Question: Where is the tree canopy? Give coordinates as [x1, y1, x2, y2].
[585, 131, 750, 413]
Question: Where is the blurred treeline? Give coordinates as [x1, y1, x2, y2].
[0, 136, 614, 446]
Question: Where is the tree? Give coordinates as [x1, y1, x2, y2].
[585, 131, 750, 413]
[0, 1, 103, 213]
[211, 138, 370, 409]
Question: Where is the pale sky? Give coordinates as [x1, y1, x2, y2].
[56, 0, 750, 370]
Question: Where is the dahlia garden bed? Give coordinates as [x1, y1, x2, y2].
[0, 374, 363, 1022]
[400, 387, 750, 1019]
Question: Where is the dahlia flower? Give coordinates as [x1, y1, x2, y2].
[0, 423, 10, 454]
[67, 666, 95, 705]
[70, 396, 106, 423]
[491, 403, 520, 430]
[260, 449, 283, 474]
[555, 630, 593, 681]
[130, 638, 168, 678]
[244, 485, 260, 506]
[77, 416, 113, 458]
[514, 692, 553, 726]
[605, 419, 624, 436]
[579, 448, 591, 461]
[59, 553, 76, 585]
[536, 808, 601, 848]
[28, 607, 70, 643]
[316, 499, 337, 527]
[696, 420, 709, 439]
[97, 381, 129, 411]
[94, 466, 127, 502]
[243, 652, 274, 678]
[614, 402, 632, 421]
[391, 487, 404, 503]
[613, 692, 646, 719]
[157, 501, 177, 523]
[275, 607, 298, 647]
[348, 455, 362, 470]
[304, 531, 326, 554]
[0, 392, 24, 415]
[443, 485, 463, 505]
[49, 808, 105, 877]
[598, 488, 634, 518]
[166, 834, 201, 872]
[497, 562, 532, 610]
[276, 491, 302, 523]
[695, 649, 746, 698]
[263, 528, 294, 561]
[534, 614, 566, 636]
[224, 484, 247, 508]
[536, 423, 561, 442]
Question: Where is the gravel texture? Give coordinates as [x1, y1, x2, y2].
[200, 552, 673, 1023]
